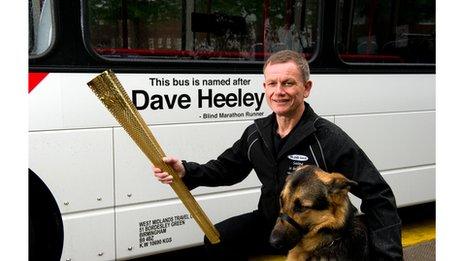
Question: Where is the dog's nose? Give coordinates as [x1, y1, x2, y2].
[269, 231, 285, 249]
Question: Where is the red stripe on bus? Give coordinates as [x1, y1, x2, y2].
[29, 72, 49, 93]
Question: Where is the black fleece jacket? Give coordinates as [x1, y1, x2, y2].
[182, 103, 403, 260]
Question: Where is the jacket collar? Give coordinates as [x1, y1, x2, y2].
[254, 103, 319, 160]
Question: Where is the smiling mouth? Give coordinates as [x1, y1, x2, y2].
[273, 99, 290, 104]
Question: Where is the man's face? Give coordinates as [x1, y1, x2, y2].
[263, 61, 312, 118]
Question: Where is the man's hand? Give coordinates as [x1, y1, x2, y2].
[153, 156, 185, 184]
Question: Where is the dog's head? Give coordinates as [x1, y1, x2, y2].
[269, 165, 357, 251]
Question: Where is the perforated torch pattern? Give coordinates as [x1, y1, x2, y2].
[87, 70, 220, 244]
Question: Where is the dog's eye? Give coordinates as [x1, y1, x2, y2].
[312, 195, 329, 210]
[293, 199, 309, 213]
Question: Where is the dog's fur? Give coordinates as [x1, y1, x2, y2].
[269, 165, 369, 261]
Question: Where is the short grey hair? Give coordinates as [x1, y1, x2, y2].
[263, 50, 310, 82]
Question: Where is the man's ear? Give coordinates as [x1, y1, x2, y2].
[328, 173, 358, 194]
[304, 80, 312, 98]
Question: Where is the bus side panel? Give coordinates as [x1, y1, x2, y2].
[29, 73, 118, 131]
[30, 73, 434, 131]
[29, 73, 64, 131]
[334, 112, 436, 170]
[311, 74, 435, 115]
[115, 189, 260, 260]
[349, 166, 435, 209]
[29, 128, 114, 213]
[381, 166, 435, 207]
[113, 122, 261, 206]
[335, 112, 436, 207]
[61, 210, 115, 261]
[57, 73, 270, 130]
[60, 73, 118, 129]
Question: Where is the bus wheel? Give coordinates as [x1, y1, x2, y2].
[29, 169, 63, 261]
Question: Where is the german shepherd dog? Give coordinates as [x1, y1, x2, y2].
[269, 165, 369, 261]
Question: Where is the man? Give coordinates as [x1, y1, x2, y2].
[154, 50, 403, 260]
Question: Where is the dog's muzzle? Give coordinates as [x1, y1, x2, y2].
[279, 212, 309, 236]
[269, 212, 309, 250]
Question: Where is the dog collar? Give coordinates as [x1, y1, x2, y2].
[279, 212, 309, 236]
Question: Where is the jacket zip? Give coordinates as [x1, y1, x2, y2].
[254, 123, 280, 211]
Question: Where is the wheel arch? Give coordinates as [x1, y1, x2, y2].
[29, 168, 64, 261]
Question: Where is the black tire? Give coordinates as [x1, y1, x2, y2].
[29, 169, 64, 261]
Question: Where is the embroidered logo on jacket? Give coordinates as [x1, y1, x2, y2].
[287, 154, 309, 174]
[287, 154, 309, 161]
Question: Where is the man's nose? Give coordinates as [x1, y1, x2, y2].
[275, 83, 285, 94]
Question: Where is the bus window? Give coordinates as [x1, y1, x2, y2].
[29, 0, 55, 57]
[336, 0, 435, 64]
[85, 0, 319, 61]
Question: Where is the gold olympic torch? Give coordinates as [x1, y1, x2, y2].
[87, 70, 220, 244]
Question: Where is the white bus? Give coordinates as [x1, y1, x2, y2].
[29, 0, 435, 260]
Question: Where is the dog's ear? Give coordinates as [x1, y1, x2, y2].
[285, 173, 293, 182]
[294, 165, 317, 174]
[328, 173, 358, 194]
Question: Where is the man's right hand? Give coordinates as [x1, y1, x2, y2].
[153, 156, 186, 184]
